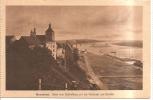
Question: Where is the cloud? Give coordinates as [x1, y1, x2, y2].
[6, 6, 142, 40]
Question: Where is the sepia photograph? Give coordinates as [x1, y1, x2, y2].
[6, 6, 143, 90]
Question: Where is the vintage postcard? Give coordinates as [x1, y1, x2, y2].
[0, 0, 151, 98]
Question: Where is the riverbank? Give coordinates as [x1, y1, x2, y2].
[84, 52, 142, 90]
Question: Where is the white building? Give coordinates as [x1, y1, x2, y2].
[46, 42, 57, 59]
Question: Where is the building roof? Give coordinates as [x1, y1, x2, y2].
[45, 24, 54, 33]
[36, 35, 46, 44]
[21, 35, 46, 45]
[6, 34, 47, 46]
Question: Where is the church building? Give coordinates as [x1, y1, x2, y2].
[6, 24, 57, 59]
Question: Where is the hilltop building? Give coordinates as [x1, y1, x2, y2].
[6, 24, 57, 59]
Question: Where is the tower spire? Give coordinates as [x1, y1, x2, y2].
[45, 23, 54, 41]
[33, 28, 36, 34]
[30, 28, 36, 38]
[30, 30, 33, 34]
[49, 23, 51, 28]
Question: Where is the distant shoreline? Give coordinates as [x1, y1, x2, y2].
[113, 41, 143, 48]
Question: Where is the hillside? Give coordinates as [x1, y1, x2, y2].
[6, 39, 90, 90]
[114, 40, 143, 48]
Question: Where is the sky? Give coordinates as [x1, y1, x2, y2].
[6, 6, 142, 40]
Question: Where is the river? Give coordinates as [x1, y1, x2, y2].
[78, 41, 142, 61]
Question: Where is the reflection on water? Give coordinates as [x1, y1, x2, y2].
[79, 42, 142, 61]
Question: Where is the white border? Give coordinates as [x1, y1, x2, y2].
[0, 0, 153, 100]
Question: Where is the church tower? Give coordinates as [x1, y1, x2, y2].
[30, 28, 36, 38]
[45, 24, 55, 42]
[45, 23, 57, 59]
